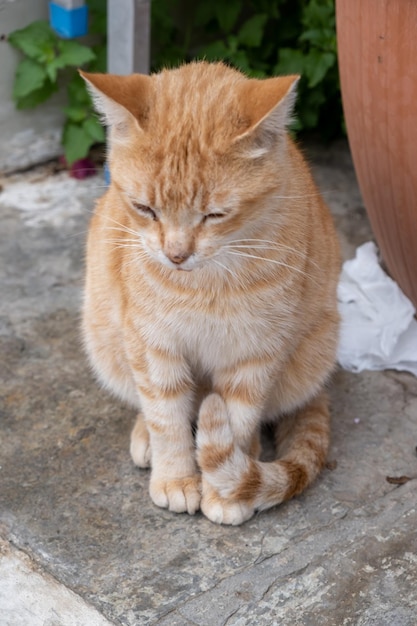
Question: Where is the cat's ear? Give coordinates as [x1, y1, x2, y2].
[234, 75, 299, 155]
[79, 71, 152, 139]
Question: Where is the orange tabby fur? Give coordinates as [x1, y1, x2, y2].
[80, 62, 340, 525]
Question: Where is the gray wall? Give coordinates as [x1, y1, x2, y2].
[0, 0, 64, 174]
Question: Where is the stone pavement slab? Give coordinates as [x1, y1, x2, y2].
[0, 143, 416, 626]
[0, 538, 113, 626]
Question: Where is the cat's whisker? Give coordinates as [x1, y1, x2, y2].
[224, 244, 290, 253]
[104, 244, 144, 251]
[227, 238, 289, 245]
[224, 240, 322, 271]
[116, 247, 148, 263]
[212, 259, 246, 289]
[225, 239, 304, 253]
[68, 229, 91, 239]
[102, 238, 142, 245]
[103, 241, 147, 253]
[102, 225, 140, 238]
[101, 234, 147, 253]
[225, 248, 302, 267]
[224, 250, 317, 282]
[66, 207, 139, 240]
[98, 214, 141, 238]
[123, 253, 150, 271]
[226, 238, 303, 251]
[102, 228, 140, 240]
[270, 192, 325, 199]
[224, 244, 278, 249]
[65, 209, 100, 239]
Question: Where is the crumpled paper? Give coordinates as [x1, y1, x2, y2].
[337, 241, 417, 376]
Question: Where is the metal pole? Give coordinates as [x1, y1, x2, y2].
[107, 0, 151, 75]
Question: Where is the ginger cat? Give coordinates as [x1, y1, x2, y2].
[80, 62, 340, 525]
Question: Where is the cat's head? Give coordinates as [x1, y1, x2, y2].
[81, 62, 299, 272]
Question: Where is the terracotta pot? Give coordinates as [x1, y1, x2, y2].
[336, 0, 417, 308]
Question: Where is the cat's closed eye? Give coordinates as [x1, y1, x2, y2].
[132, 202, 157, 221]
[203, 212, 227, 222]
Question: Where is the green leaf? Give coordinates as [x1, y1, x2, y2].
[214, 0, 241, 32]
[297, 87, 326, 129]
[194, 4, 215, 27]
[303, 50, 335, 87]
[302, 0, 334, 30]
[299, 27, 335, 48]
[226, 35, 238, 55]
[237, 14, 267, 48]
[67, 74, 91, 107]
[56, 40, 96, 67]
[274, 48, 305, 76]
[8, 21, 56, 61]
[15, 80, 58, 109]
[200, 40, 230, 61]
[13, 59, 47, 100]
[63, 106, 88, 122]
[62, 122, 95, 165]
[83, 116, 106, 142]
[230, 49, 252, 73]
[45, 61, 59, 83]
[87, 0, 107, 36]
[47, 41, 95, 82]
[90, 44, 107, 73]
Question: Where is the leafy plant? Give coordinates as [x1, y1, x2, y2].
[274, 0, 340, 135]
[152, 0, 342, 138]
[8, 0, 106, 165]
[8, 0, 342, 167]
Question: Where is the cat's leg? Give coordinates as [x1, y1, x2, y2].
[130, 412, 151, 468]
[130, 350, 201, 515]
[145, 395, 201, 515]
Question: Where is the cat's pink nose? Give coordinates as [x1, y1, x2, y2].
[166, 251, 191, 265]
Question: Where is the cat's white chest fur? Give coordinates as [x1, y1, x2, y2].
[145, 301, 285, 372]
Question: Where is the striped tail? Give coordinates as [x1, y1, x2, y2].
[196, 392, 330, 524]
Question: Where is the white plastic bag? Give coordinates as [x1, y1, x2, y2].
[337, 242, 417, 375]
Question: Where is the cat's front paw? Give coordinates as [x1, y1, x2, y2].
[150, 475, 201, 515]
[201, 480, 254, 525]
[130, 412, 151, 468]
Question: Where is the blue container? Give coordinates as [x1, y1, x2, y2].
[49, 2, 88, 38]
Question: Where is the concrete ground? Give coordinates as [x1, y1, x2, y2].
[1, 142, 416, 626]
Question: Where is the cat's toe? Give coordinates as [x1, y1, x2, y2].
[130, 413, 152, 468]
[150, 475, 201, 515]
[201, 481, 254, 525]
